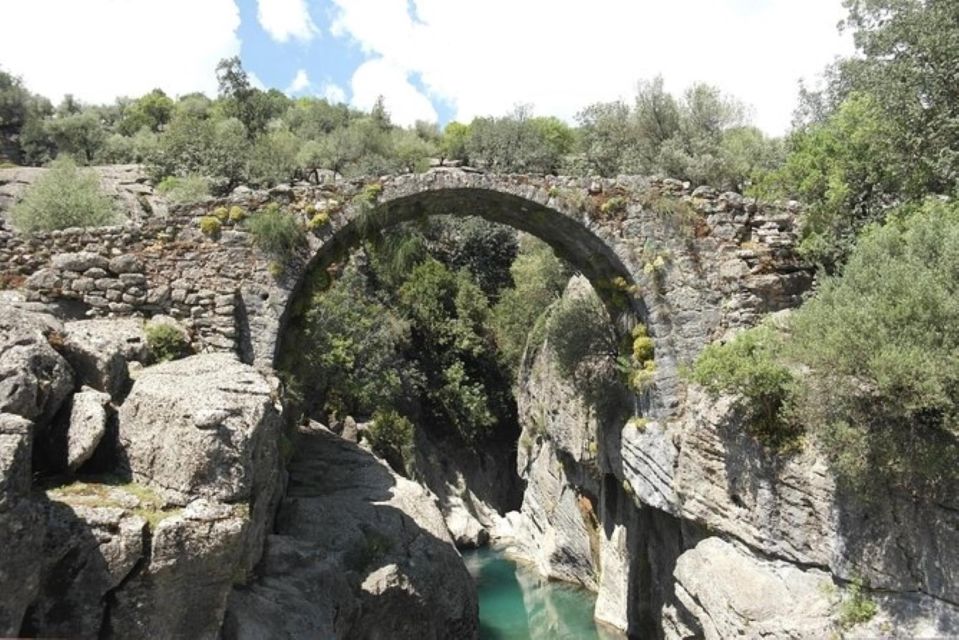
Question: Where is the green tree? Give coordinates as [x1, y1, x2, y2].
[692, 200, 959, 491]
[151, 109, 214, 178]
[46, 110, 106, 164]
[466, 106, 567, 173]
[768, 0, 959, 270]
[119, 89, 174, 135]
[215, 57, 288, 138]
[440, 121, 470, 163]
[248, 128, 300, 186]
[424, 217, 519, 297]
[0, 69, 32, 134]
[207, 117, 251, 189]
[492, 236, 571, 372]
[758, 93, 902, 270]
[284, 97, 353, 139]
[391, 127, 434, 173]
[11, 156, 117, 230]
[366, 409, 416, 474]
[289, 264, 415, 418]
[575, 100, 636, 177]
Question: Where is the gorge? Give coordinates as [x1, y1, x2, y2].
[0, 164, 957, 638]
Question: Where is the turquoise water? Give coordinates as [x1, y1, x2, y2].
[462, 547, 624, 640]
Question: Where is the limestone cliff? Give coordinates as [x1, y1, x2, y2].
[507, 277, 959, 638]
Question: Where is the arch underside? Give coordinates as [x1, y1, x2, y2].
[271, 187, 645, 367]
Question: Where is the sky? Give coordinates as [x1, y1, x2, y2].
[0, 0, 854, 134]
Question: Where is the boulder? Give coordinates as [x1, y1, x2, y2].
[0, 413, 44, 636]
[52, 251, 110, 273]
[665, 537, 838, 639]
[0, 413, 33, 508]
[61, 318, 149, 397]
[223, 536, 357, 639]
[0, 305, 73, 426]
[445, 507, 489, 549]
[224, 424, 478, 640]
[109, 500, 249, 640]
[0, 500, 45, 636]
[64, 387, 111, 472]
[23, 503, 145, 638]
[118, 353, 282, 507]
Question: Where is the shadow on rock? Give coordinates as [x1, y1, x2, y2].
[223, 422, 479, 640]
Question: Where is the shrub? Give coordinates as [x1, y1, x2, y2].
[838, 578, 878, 629]
[245, 203, 306, 258]
[156, 175, 210, 204]
[145, 323, 190, 362]
[306, 211, 329, 231]
[599, 195, 627, 217]
[787, 199, 959, 490]
[365, 409, 415, 475]
[625, 359, 657, 392]
[198, 216, 221, 237]
[632, 324, 654, 362]
[228, 205, 247, 222]
[359, 182, 383, 204]
[691, 323, 800, 449]
[11, 156, 117, 231]
[211, 206, 229, 222]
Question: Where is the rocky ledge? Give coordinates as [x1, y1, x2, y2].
[0, 301, 284, 639]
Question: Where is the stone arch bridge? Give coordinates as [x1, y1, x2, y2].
[1, 169, 810, 416]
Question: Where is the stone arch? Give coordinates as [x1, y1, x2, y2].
[259, 172, 648, 373]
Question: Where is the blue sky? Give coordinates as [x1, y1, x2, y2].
[0, 0, 852, 133]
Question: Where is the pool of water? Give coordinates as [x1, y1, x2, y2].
[462, 547, 624, 640]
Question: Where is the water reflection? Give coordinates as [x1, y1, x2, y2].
[463, 547, 624, 640]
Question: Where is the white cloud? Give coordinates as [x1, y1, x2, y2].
[0, 0, 241, 104]
[330, 0, 854, 134]
[287, 69, 311, 94]
[320, 82, 347, 104]
[256, 0, 318, 43]
[350, 58, 438, 126]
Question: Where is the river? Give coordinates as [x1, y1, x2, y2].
[462, 547, 625, 640]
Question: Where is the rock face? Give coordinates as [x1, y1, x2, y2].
[224, 423, 479, 640]
[22, 502, 146, 638]
[0, 164, 165, 223]
[409, 426, 522, 549]
[664, 537, 837, 639]
[507, 276, 959, 637]
[507, 277, 610, 591]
